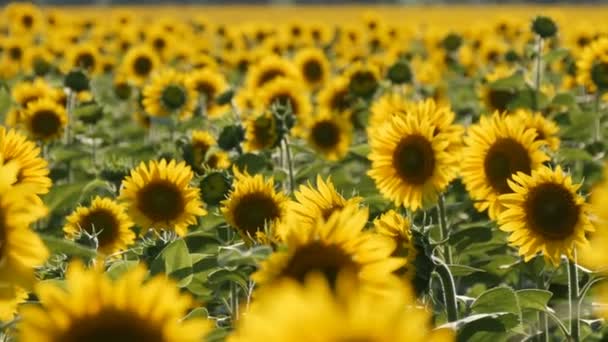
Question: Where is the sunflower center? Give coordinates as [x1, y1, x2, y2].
[31, 110, 61, 139]
[484, 138, 531, 194]
[133, 56, 152, 76]
[137, 181, 185, 223]
[392, 135, 436, 185]
[525, 183, 580, 240]
[487, 89, 515, 111]
[330, 89, 351, 112]
[22, 15, 34, 28]
[349, 71, 378, 98]
[257, 69, 285, 87]
[232, 193, 280, 237]
[282, 241, 358, 288]
[153, 38, 166, 51]
[9, 47, 22, 61]
[303, 60, 323, 83]
[161, 85, 186, 110]
[76, 53, 95, 71]
[311, 121, 340, 149]
[57, 309, 164, 342]
[80, 209, 119, 248]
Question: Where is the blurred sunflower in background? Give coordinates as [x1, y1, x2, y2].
[64, 43, 102, 75]
[305, 111, 352, 161]
[576, 37, 608, 92]
[184, 68, 229, 118]
[11, 78, 57, 109]
[257, 77, 312, 128]
[245, 55, 299, 89]
[142, 69, 197, 120]
[294, 47, 330, 90]
[373, 210, 417, 280]
[119, 45, 161, 86]
[243, 111, 279, 152]
[317, 76, 353, 115]
[514, 109, 560, 151]
[191, 130, 216, 171]
[22, 98, 68, 142]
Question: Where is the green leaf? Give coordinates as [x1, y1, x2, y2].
[51, 146, 90, 163]
[217, 245, 272, 268]
[516, 289, 552, 312]
[183, 307, 209, 321]
[207, 268, 249, 291]
[234, 153, 269, 174]
[551, 93, 577, 108]
[349, 144, 370, 158]
[543, 48, 569, 64]
[0, 87, 11, 116]
[161, 239, 193, 288]
[449, 264, 485, 277]
[450, 226, 493, 250]
[490, 72, 525, 90]
[40, 234, 97, 258]
[440, 312, 520, 342]
[472, 287, 520, 316]
[43, 182, 89, 212]
[106, 260, 139, 280]
[557, 148, 594, 162]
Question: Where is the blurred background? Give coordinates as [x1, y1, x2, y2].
[1, 0, 606, 4]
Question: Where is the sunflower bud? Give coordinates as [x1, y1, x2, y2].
[591, 62, 608, 90]
[200, 171, 232, 206]
[531, 16, 557, 39]
[218, 124, 245, 151]
[64, 69, 90, 92]
[386, 60, 412, 85]
[216, 89, 234, 106]
[442, 33, 462, 52]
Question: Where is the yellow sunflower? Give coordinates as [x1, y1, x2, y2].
[1, 37, 27, 75]
[5, 2, 43, 35]
[252, 205, 404, 291]
[221, 168, 289, 243]
[576, 37, 608, 92]
[579, 164, 608, 270]
[23, 46, 55, 76]
[514, 109, 560, 152]
[497, 166, 592, 266]
[479, 66, 518, 113]
[191, 130, 216, 171]
[64, 43, 102, 75]
[345, 62, 381, 98]
[0, 286, 28, 322]
[11, 78, 57, 108]
[243, 111, 279, 152]
[367, 111, 460, 211]
[317, 76, 352, 115]
[230, 272, 453, 342]
[245, 54, 300, 90]
[119, 159, 206, 236]
[64, 197, 135, 256]
[373, 209, 417, 279]
[119, 45, 161, 86]
[18, 261, 211, 342]
[256, 77, 312, 128]
[184, 68, 229, 118]
[369, 92, 410, 130]
[286, 175, 362, 237]
[142, 69, 197, 120]
[22, 98, 68, 142]
[204, 151, 232, 171]
[0, 161, 48, 291]
[294, 47, 330, 90]
[461, 113, 549, 220]
[305, 111, 352, 161]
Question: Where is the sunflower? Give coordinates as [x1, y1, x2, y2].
[64, 43, 102, 75]
[0, 127, 51, 195]
[230, 272, 453, 342]
[579, 164, 608, 270]
[204, 151, 231, 171]
[345, 62, 381, 98]
[317, 76, 353, 115]
[142, 69, 197, 120]
[257, 77, 312, 128]
[294, 48, 330, 90]
[221, 168, 289, 243]
[243, 111, 279, 152]
[497, 166, 592, 266]
[479, 66, 518, 112]
[191, 130, 216, 171]
[369, 92, 410, 130]
[11, 78, 57, 108]
[23, 46, 55, 76]
[22, 98, 68, 142]
[5, 2, 43, 34]
[1, 37, 28, 74]
[514, 109, 560, 151]
[0, 161, 48, 291]
[0, 286, 28, 322]
[461, 113, 549, 220]
[119, 159, 206, 236]
[119, 45, 161, 86]
[146, 26, 174, 61]
[305, 111, 352, 161]
[64, 197, 135, 256]
[184, 68, 229, 118]
[367, 111, 460, 211]
[286, 175, 362, 238]
[245, 55, 299, 90]
[252, 205, 404, 291]
[18, 261, 211, 342]
[373, 210, 417, 279]
[576, 37, 608, 92]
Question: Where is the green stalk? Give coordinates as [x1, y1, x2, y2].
[437, 195, 452, 265]
[534, 37, 543, 111]
[536, 274, 549, 342]
[230, 282, 239, 321]
[433, 256, 458, 322]
[282, 137, 295, 194]
[594, 92, 601, 142]
[568, 257, 580, 342]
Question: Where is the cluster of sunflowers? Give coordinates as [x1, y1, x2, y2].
[4, 2, 608, 341]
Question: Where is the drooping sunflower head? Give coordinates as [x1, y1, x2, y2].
[345, 62, 381, 99]
[64, 196, 135, 256]
[184, 68, 229, 118]
[368, 112, 460, 211]
[497, 166, 592, 266]
[19, 261, 212, 342]
[514, 109, 560, 151]
[11, 78, 57, 108]
[22, 98, 68, 142]
[373, 209, 417, 279]
[243, 111, 279, 152]
[294, 47, 330, 89]
[119, 45, 160, 86]
[253, 205, 404, 291]
[256, 77, 312, 128]
[119, 159, 206, 236]
[245, 54, 299, 89]
[576, 37, 608, 92]
[64, 43, 102, 75]
[0, 127, 51, 194]
[221, 168, 289, 243]
[142, 69, 197, 120]
[461, 113, 549, 219]
[317, 76, 353, 115]
[191, 130, 216, 170]
[305, 111, 352, 161]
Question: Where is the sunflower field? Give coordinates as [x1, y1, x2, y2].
[4, 2, 608, 341]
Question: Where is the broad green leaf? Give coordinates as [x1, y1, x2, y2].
[440, 312, 520, 342]
[183, 307, 209, 321]
[449, 264, 485, 277]
[449, 226, 493, 250]
[234, 153, 269, 174]
[43, 182, 89, 212]
[551, 93, 577, 108]
[0, 87, 12, 117]
[542, 48, 569, 63]
[516, 289, 553, 312]
[471, 287, 520, 316]
[207, 268, 249, 291]
[349, 144, 370, 158]
[40, 234, 97, 258]
[490, 72, 525, 90]
[106, 260, 139, 280]
[217, 245, 272, 268]
[162, 239, 193, 288]
[557, 148, 594, 162]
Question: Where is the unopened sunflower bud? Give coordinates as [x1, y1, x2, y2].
[532, 16, 557, 39]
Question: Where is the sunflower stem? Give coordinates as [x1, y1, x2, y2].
[282, 137, 295, 194]
[64, 90, 76, 145]
[534, 37, 543, 111]
[593, 91, 601, 142]
[437, 195, 452, 265]
[536, 273, 549, 342]
[88, 125, 97, 167]
[433, 255, 458, 322]
[568, 256, 580, 342]
[230, 281, 239, 321]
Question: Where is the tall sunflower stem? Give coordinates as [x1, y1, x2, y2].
[64, 90, 76, 145]
[534, 37, 543, 111]
[433, 256, 458, 322]
[437, 195, 452, 264]
[568, 256, 580, 342]
[282, 137, 295, 194]
[536, 274, 549, 342]
[230, 281, 239, 321]
[88, 125, 97, 167]
[594, 91, 601, 142]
